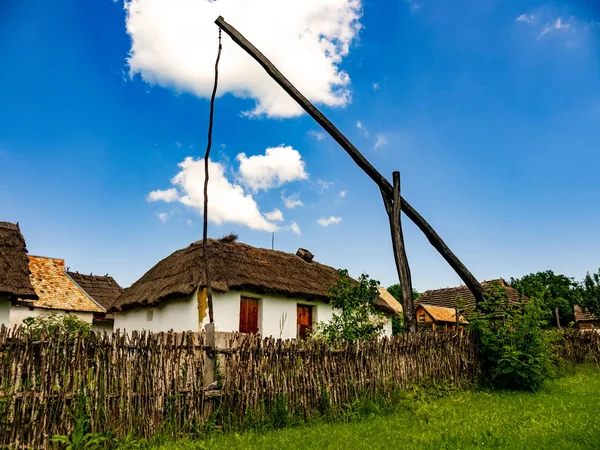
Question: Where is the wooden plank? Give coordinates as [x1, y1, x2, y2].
[214, 16, 485, 308]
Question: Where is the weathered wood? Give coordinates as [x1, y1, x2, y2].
[214, 15, 485, 308]
[202, 29, 223, 324]
[381, 172, 416, 332]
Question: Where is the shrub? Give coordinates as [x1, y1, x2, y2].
[22, 312, 93, 339]
[312, 270, 386, 345]
[468, 281, 554, 391]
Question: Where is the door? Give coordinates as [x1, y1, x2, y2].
[297, 304, 313, 339]
[239, 297, 259, 334]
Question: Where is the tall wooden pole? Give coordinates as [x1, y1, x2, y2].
[381, 172, 416, 331]
[214, 16, 485, 309]
[202, 29, 222, 324]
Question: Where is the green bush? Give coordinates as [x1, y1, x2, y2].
[22, 312, 93, 339]
[468, 282, 554, 391]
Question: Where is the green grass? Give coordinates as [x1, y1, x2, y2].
[149, 365, 600, 450]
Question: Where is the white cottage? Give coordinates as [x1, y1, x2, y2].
[0, 222, 39, 326]
[112, 236, 401, 339]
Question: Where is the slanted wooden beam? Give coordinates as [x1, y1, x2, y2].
[215, 16, 485, 308]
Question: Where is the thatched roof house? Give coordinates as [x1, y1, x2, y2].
[574, 305, 598, 330]
[112, 238, 401, 317]
[416, 304, 468, 325]
[416, 279, 523, 311]
[67, 272, 123, 311]
[0, 222, 37, 300]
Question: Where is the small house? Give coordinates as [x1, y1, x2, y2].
[0, 222, 38, 325]
[67, 272, 124, 332]
[574, 305, 598, 331]
[416, 279, 523, 313]
[10, 256, 106, 326]
[111, 237, 402, 339]
[415, 304, 468, 332]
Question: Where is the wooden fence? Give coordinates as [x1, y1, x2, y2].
[1, 327, 599, 449]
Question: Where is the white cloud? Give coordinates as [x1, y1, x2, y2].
[282, 193, 304, 209]
[356, 120, 369, 137]
[264, 208, 284, 221]
[186, 219, 193, 226]
[339, 190, 347, 199]
[516, 14, 534, 23]
[540, 17, 571, 36]
[372, 82, 380, 91]
[158, 212, 168, 222]
[316, 179, 334, 193]
[290, 222, 301, 235]
[176, 141, 182, 148]
[149, 157, 278, 232]
[308, 129, 327, 140]
[124, 0, 362, 118]
[374, 134, 388, 149]
[317, 216, 342, 226]
[237, 145, 308, 191]
[147, 188, 179, 203]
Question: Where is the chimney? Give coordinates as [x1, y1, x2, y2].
[296, 248, 314, 263]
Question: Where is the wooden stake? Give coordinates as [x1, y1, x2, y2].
[555, 307, 561, 329]
[381, 172, 416, 332]
[215, 16, 485, 308]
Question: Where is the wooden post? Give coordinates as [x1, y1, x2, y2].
[381, 172, 416, 332]
[555, 307, 561, 329]
[215, 16, 485, 308]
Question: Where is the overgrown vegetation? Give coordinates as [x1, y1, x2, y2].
[22, 312, 93, 338]
[312, 269, 386, 344]
[386, 283, 420, 335]
[468, 282, 554, 391]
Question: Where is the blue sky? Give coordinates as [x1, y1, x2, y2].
[1, 0, 599, 291]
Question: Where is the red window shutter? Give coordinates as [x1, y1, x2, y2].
[296, 305, 313, 340]
[239, 297, 259, 334]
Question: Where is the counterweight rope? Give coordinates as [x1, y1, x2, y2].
[203, 29, 222, 324]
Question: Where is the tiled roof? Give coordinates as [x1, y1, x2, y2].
[574, 305, 598, 322]
[67, 272, 123, 310]
[419, 304, 468, 324]
[26, 256, 104, 313]
[415, 279, 523, 311]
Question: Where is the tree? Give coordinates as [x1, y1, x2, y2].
[510, 271, 578, 326]
[313, 269, 386, 344]
[580, 268, 600, 318]
[386, 284, 420, 335]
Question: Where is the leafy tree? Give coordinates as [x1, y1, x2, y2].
[386, 284, 420, 335]
[468, 281, 553, 391]
[580, 268, 600, 318]
[313, 269, 386, 344]
[510, 270, 578, 326]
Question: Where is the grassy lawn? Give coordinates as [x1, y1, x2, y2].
[151, 365, 600, 450]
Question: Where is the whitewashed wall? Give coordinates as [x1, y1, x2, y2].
[0, 296, 10, 326]
[115, 288, 395, 339]
[8, 306, 94, 326]
[114, 290, 199, 333]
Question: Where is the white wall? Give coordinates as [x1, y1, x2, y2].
[9, 306, 94, 326]
[0, 296, 10, 327]
[116, 288, 395, 339]
[114, 290, 200, 333]
[383, 317, 393, 338]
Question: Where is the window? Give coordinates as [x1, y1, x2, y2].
[418, 313, 426, 322]
[239, 297, 259, 334]
[146, 309, 153, 322]
[297, 304, 313, 340]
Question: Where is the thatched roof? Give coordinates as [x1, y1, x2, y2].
[574, 305, 598, 323]
[23, 256, 104, 313]
[67, 272, 123, 310]
[418, 304, 468, 324]
[112, 239, 400, 316]
[416, 279, 523, 311]
[0, 222, 37, 300]
[377, 287, 402, 317]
